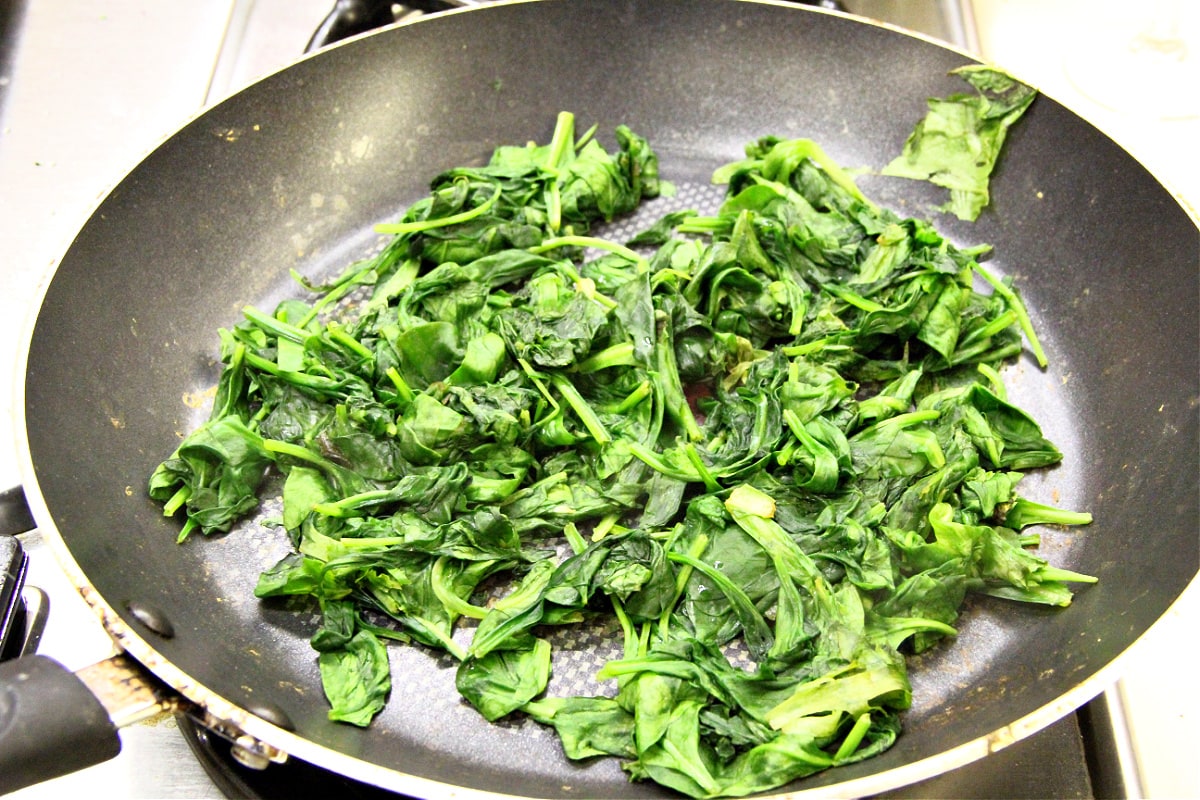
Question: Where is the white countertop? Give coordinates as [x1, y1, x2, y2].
[1, 1, 1196, 797]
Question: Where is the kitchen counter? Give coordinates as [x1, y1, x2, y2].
[1, 1, 1196, 797]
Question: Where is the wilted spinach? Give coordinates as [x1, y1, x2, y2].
[882, 65, 1038, 221]
[150, 111, 1093, 798]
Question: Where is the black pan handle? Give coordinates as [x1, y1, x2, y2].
[0, 486, 36, 536]
[0, 653, 187, 793]
[0, 483, 183, 792]
[0, 655, 121, 793]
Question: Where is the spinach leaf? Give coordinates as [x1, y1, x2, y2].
[318, 629, 391, 727]
[148, 415, 273, 538]
[882, 66, 1037, 220]
[523, 696, 637, 759]
[457, 638, 552, 722]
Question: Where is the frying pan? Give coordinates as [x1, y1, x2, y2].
[2, 0, 1196, 796]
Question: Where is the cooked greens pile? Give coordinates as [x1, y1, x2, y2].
[149, 112, 1093, 798]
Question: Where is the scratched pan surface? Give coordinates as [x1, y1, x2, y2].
[17, 0, 1198, 796]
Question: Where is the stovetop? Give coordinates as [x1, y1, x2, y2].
[1, 1, 1195, 798]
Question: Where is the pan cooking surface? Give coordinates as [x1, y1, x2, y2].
[20, 1, 1197, 796]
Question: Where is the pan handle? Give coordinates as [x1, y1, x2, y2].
[0, 653, 186, 793]
[0, 486, 36, 536]
[0, 655, 120, 792]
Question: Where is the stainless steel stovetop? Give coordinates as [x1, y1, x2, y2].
[1, 1, 1194, 797]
